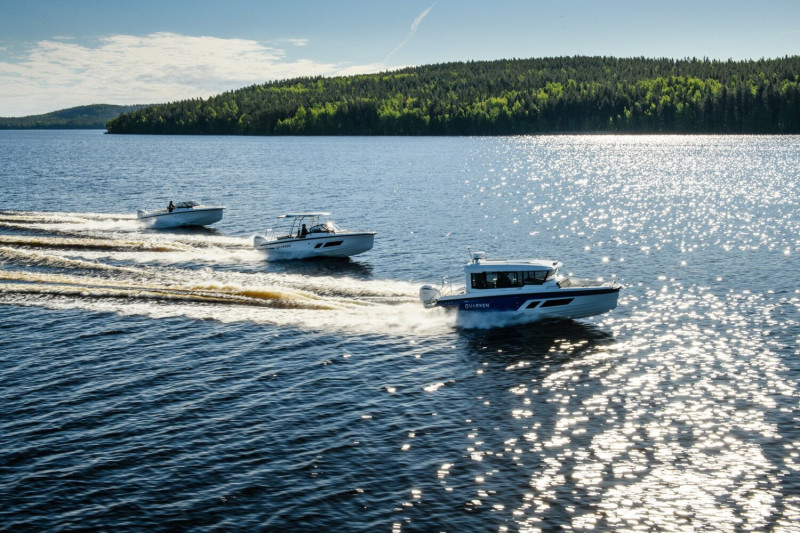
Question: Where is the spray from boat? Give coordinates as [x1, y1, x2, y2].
[0, 210, 452, 335]
[1, 210, 620, 333]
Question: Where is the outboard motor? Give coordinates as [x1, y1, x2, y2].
[419, 285, 441, 308]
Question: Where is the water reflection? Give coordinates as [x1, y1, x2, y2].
[256, 257, 375, 279]
[459, 319, 615, 362]
[416, 319, 621, 530]
[143, 225, 223, 237]
[447, 290, 799, 531]
[3, 134, 799, 531]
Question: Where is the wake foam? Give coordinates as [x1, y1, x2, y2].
[0, 209, 456, 335]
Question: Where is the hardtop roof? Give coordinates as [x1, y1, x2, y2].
[277, 212, 331, 218]
[464, 257, 562, 271]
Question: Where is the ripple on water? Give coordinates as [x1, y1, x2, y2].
[1, 134, 799, 531]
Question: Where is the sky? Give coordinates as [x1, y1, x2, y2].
[1, 0, 799, 117]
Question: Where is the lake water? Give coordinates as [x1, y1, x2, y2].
[1, 130, 799, 531]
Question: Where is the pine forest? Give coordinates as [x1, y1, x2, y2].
[105, 56, 800, 135]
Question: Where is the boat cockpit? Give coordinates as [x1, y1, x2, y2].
[310, 222, 341, 234]
[271, 212, 342, 240]
[174, 201, 200, 209]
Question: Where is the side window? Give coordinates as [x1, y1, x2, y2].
[472, 273, 488, 289]
[472, 272, 525, 289]
[495, 271, 512, 288]
[523, 270, 555, 284]
[523, 271, 547, 284]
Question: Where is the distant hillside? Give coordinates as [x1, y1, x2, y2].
[0, 104, 146, 129]
[107, 56, 800, 136]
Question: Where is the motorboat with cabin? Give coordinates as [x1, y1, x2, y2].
[419, 251, 621, 319]
[253, 212, 376, 260]
[137, 200, 225, 229]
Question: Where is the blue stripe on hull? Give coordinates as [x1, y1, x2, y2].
[436, 287, 620, 312]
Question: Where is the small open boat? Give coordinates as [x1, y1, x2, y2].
[253, 212, 376, 260]
[420, 251, 621, 319]
[137, 201, 225, 229]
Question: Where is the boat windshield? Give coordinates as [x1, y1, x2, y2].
[310, 221, 341, 233]
[471, 269, 555, 289]
[276, 215, 343, 238]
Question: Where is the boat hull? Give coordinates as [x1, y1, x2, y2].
[435, 286, 620, 319]
[138, 207, 224, 229]
[253, 232, 375, 260]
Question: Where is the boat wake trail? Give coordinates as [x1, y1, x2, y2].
[0, 210, 452, 334]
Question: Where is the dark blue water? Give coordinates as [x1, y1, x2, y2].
[1, 130, 799, 531]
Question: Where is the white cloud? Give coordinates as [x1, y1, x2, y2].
[0, 32, 379, 117]
[282, 38, 310, 47]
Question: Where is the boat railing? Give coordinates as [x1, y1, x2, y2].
[437, 276, 463, 297]
[263, 228, 282, 240]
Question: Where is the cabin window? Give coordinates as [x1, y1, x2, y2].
[497, 271, 520, 288]
[522, 270, 549, 285]
[471, 271, 522, 289]
[471, 273, 489, 289]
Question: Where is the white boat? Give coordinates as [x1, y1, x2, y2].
[137, 201, 225, 229]
[420, 251, 621, 319]
[253, 212, 376, 260]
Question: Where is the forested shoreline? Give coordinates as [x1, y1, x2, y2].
[106, 56, 800, 135]
[0, 105, 145, 129]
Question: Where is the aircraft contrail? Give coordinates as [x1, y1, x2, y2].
[384, 3, 435, 64]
